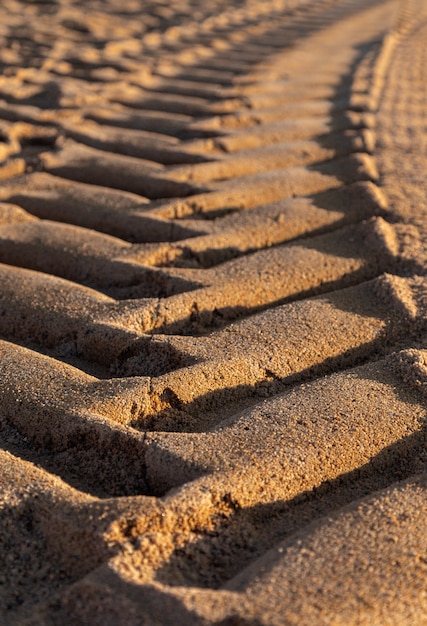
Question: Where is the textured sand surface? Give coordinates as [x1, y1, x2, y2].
[0, 0, 426, 624]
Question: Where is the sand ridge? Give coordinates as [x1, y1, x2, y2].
[0, 0, 426, 624]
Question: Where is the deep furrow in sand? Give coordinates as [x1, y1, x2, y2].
[0, 1, 426, 625]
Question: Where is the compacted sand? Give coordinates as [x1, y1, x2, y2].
[0, 0, 426, 624]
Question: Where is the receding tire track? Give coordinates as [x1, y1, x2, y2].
[0, 0, 426, 624]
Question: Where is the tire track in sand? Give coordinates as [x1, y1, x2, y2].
[0, 1, 426, 624]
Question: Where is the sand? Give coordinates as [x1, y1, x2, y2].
[0, 0, 426, 624]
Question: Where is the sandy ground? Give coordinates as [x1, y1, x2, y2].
[0, 0, 426, 624]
